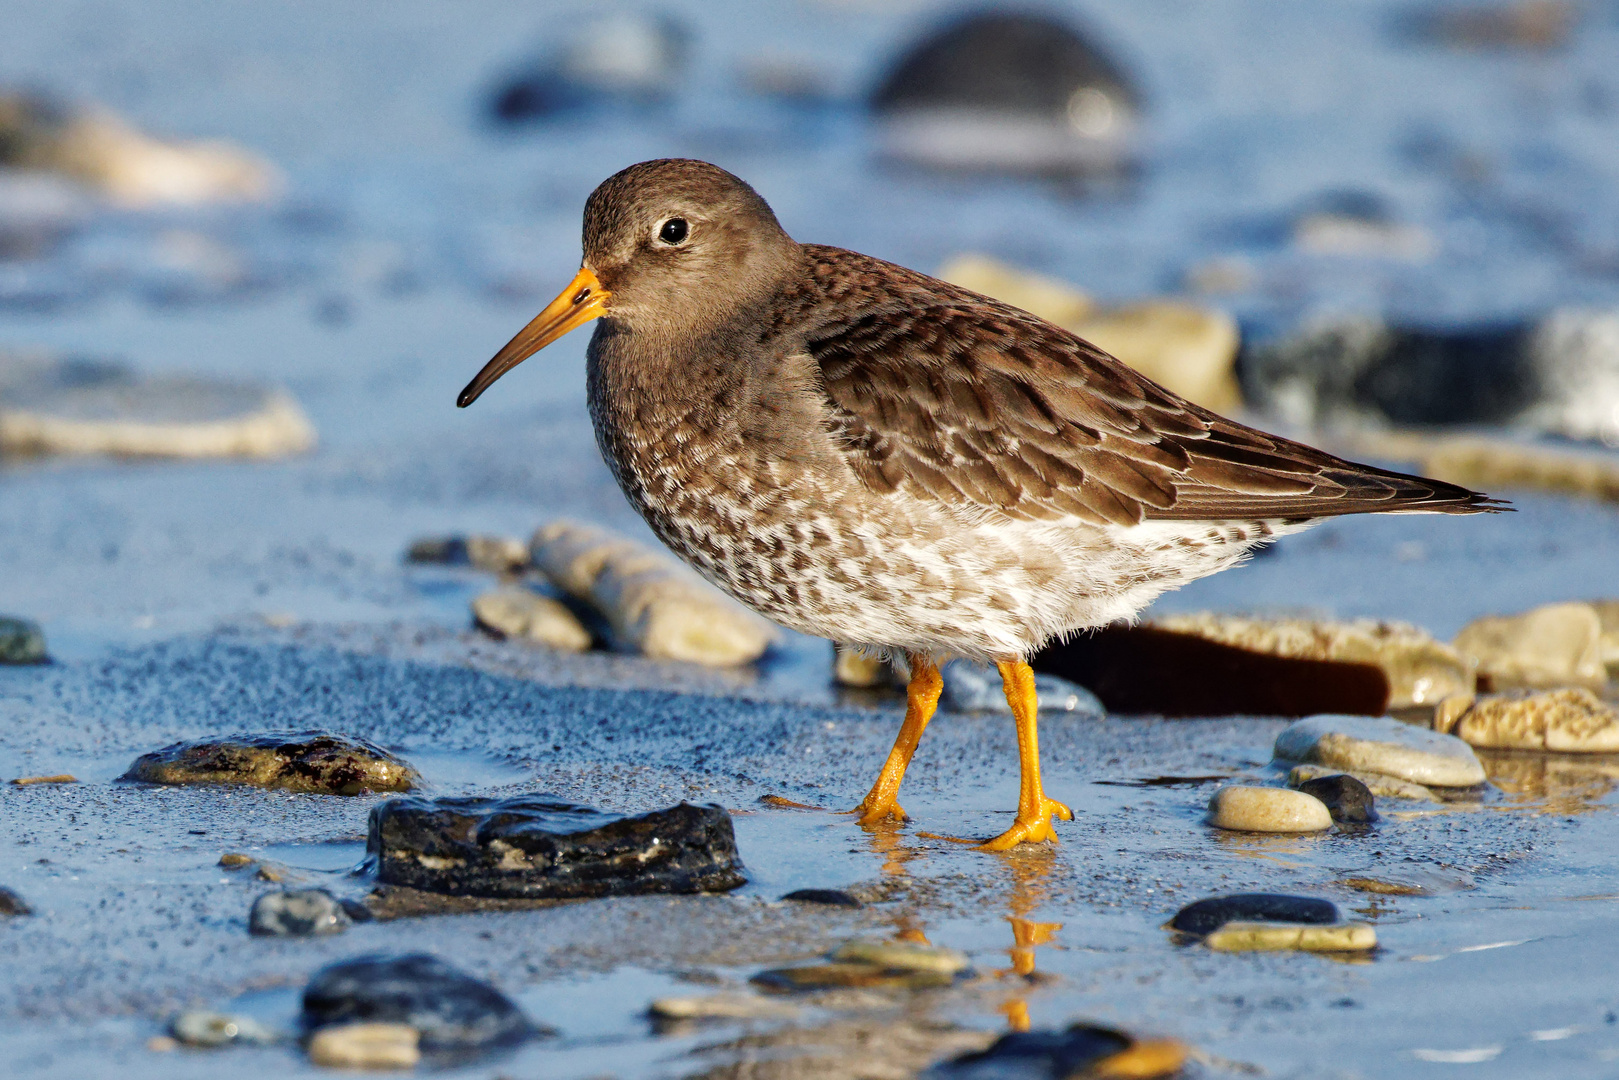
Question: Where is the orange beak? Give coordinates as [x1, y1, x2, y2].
[457, 267, 610, 407]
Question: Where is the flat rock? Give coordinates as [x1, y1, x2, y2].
[870, 11, 1140, 176]
[1207, 785, 1332, 833]
[367, 795, 746, 900]
[120, 731, 420, 795]
[649, 994, 800, 1022]
[830, 939, 969, 975]
[1151, 612, 1474, 710]
[1436, 688, 1619, 752]
[249, 888, 355, 937]
[0, 354, 313, 459]
[1295, 773, 1379, 823]
[0, 616, 48, 665]
[306, 1022, 420, 1069]
[938, 660, 1103, 717]
[1274, 714, 1485, 787]
[0, 887, 31, 916]
[926, 1024, 1185, 1080]
[1453, 602, 1607, 690]
[751, 962, 956, 993]
[1168, 893, 1342, 936]
[407, 535, 530, 574]
[781, 888, 862, 908]
[531, 520, 775, 666]
[470, 587, 591, 652]
[301, 953, 540, 1054]
[1204, 920, 1377, 952]
[1289, 762, 1437, 802]
[170, 1010, 278, 1047]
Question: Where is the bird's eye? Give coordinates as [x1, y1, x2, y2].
[658, 218, 689, 245]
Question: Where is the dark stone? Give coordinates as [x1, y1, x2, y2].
[119, 731, 420, 795]
[1296, 773, 1379, 824]
[0, 616, 48, 665]
[367, 795, 747, 900]
[488, 12, 690, 124]
[1032, 624, 1389, 718]
[301, 953, 543, 1055]
[0, 887, 31, 916]
[249, 888, 352, 937]
[780, 888, 862, 907]
[1168, 893, 1342, 936]
[870, 11, 1140, 176]
[925, 1024, 1131, 1078]
[406, 536, 470, 565]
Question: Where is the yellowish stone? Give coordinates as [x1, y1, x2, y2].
[1203, 920, 1377, 952]
[471, 587, 591, 652]
[1206, 785, 1332, 833]
[1453, 602, 1607, 690]
[830, 938, 970, 975]
[1438, 688, 1619, 753]
[648, 994, 800, 1020]
[305, 1023, 420, 1069]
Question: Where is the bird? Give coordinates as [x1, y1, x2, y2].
[457, 158, 1504, 851]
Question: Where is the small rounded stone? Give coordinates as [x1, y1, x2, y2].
[1296, 773, 1378, 823]
[1203, 920, 1377, 952]
[1207, 785, 1332, 833]
[830, 938, 970, 974]
[1274, 714, 1486, 787]
[305, 1023, 420, 1069]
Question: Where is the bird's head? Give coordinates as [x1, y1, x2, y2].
[458, 158, 794, 408]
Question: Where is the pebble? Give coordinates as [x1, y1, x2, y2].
[938, 255, 1240, 414]
[870, 11, 1140, 177]
[1409, 0, 1575, 51]
[1206, 785, 1332, 833]
[0, 353, 314, 459]
[249, 888, 353, 937]
[0, 887, 32, 916]
[1291, 191, 1435, 261]
[927, 1024, 1186, 1080]
[170, 1010, 278, 1047]
[219, 852, 254, 868]
[0, 616, 48, 664]
[781, 888, 862, 907]
[368, 794, 746, 899]
[1168, 894, 1342, 936]
[1452, 602, 1607, 691]
[0, 91, 280, 206]
[9, 774, 76, 786]
[1150, 612, 1474, 709]
[406, 535, 530, 574]
[470, 586, 591, 652]
[938, 660, 1104, 717]
[1435, 688, 1619, 753]
[306, 1023, 421, 1069]
[751, 962, 955, 993]
[1274, 714, 1485, 787]
[121, 731, 420, 795]
[1289, 762, 1437, 803]
[1204, 921, 1378, 953]
[830, 939, 970, 975]
[302, 954, 540, 1053]
[490, 11, 689, 122]
[832, 643, 900, 689]
[1033, 621, 1394, 718]
[531, 520, 776, 666]
[1294, 773, 1378, 823]
[648, 994, 800, 1021]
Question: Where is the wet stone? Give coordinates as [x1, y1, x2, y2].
[1437, 688, 1619, 753]
[367, 795, 746, 900]
[781, 888, 862, 907]
[751, 962, 955, 993]
[1205, 921, 1377, 953]
[1207, 785, 1332, 833]
[120, 731, 420, 795]
[0, 616, 48, 665]
[407, 534, 530, 574]
[218, 852, 254, 868]
[490, 11, 690, 122]
[938, 660, 1104, 717]
[1288, 762, 1438, 802]
[1274, 714, 1486, 787]
[249, 888, 353, 937]
[926, 1024, 1185, 1080]
[1168, 893, 1342, 936]
[831, 939, 969, 975]
[306, 1023, 420, 1069]
[0, 887, 31, 916]
[649, 994, 800, 1022]
[170, 1010, 278, 1047]
[1453, 602, 1607, 691]
[470, 586, 591, 652]
[1295, 773, 1379, 823]
[301, 953, 541, 1054]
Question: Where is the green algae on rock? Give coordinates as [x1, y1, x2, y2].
[119, 731, 420, 795]
[367, 795, 746, 900]
[0, 617, 48, 665]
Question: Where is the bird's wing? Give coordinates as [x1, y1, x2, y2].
[790, 246, 1501, 527]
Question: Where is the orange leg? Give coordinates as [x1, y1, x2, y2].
[848, 654, 941, 825]
[978, 660, 1072, 851]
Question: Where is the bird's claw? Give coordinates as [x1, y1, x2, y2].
[845, 800, 909, 826]
[976, 796, 1072, 851]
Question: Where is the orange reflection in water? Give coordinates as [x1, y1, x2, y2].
[996, 848, 1064, 1031]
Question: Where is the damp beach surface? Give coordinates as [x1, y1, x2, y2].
[4, 1, 1619, 1077]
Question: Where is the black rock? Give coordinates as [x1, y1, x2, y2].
[119, 731, 420, 795]
[0, 887, 31, 916]
[0, 616, 48, 665]
[249, 888, 352, 937]
[870, 10, 1140, 176]
[925, 1023, 1131, 1078]
[1297, 773, 1379, 824]
[1168, 893, 1342, 936]
[301, 953, 542, 1054]
[780, 888, 862, 907]
[406, 536, 470, 565]
[489, 12, 690, 124]
[368, 795, 747, 900]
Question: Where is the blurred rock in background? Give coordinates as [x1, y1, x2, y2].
[1401, 0, 1576, 51]
[489, 11, 691, 123]
[869, 9, 1140, 177]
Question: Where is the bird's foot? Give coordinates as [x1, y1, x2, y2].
[844, 798, 909, 826]
[976, 796, 1072, 852]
